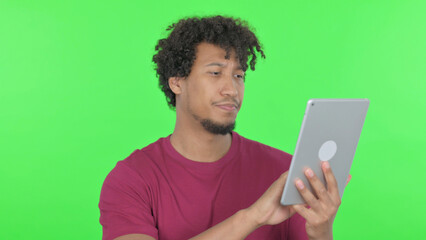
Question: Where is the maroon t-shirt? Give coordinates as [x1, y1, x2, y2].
[99, 132, 308, 240]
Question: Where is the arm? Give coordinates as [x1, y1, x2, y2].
[111, 172, 294, 240]
[114, 234, 155, 240]
[191, 165, 351, 240]
[111, 210, 258, 240]
[108, 164, 347, 240]
[189, 172, 296, 239]
[99, 162, 159, 240]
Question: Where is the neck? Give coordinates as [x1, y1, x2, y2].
[170, 119, 232, 163]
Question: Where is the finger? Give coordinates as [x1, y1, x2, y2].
[304, 168, 332, 203]
[295, 178, 321, 210]
[321, 161, 341, 203]
[346, 174, 352, 186]
[291, 204, 314, 221]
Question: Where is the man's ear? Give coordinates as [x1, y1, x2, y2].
[168, 77, 184, 95]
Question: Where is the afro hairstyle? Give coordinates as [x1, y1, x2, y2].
[152, 15, 265, 109]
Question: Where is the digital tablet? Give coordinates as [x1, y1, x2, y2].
[280, 99, 369, 205]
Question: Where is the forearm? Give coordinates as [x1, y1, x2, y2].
[305, 222, 333, 240]
[307, 229, 333, 240]
[308, 235, 333, 240]
[188, 209, 260, 240]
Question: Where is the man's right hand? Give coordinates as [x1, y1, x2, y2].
[246, 171, 296, 227]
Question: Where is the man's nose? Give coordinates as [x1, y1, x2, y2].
[220, 74, 238, 97]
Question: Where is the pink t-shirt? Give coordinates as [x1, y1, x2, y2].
[99, 132, 308, 240]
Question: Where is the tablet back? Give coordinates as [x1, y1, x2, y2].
[280, 99, 369, 205]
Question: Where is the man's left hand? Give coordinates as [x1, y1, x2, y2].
[291, 161, 346, 240]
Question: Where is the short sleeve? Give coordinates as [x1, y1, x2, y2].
[99, 161, 158, 240]
[287, 213, 309, 240]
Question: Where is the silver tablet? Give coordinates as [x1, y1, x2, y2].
[280, 99, 369, 205]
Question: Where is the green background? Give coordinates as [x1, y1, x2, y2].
[1, 0, 425, 239]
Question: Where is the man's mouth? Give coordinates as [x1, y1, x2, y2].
[215, 103, 239, 112]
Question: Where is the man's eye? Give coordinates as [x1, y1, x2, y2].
[235, 74, 244, 79]
[209, 72, 221, 76]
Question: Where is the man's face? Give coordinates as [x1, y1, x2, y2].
[176, 42, 245, 135]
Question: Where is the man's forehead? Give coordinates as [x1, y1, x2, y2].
[195, 42, 241, 67]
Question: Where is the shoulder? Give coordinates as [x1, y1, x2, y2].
[235, 132, 292, 159]
[105, 137, 167, 186]
[234, 132, 293, 170]
[122, 139, 162, 170]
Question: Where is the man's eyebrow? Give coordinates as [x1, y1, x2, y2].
[205, 62, 226, 67]
[205, 62, 244, 70]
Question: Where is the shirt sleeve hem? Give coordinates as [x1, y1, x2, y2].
[106, 229, 158, 240]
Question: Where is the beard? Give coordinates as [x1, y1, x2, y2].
[188, 101, 238, 135]
[199, 118, 236, 135]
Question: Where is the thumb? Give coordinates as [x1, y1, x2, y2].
[269, 172, 289, 196]
[275, 172, 289, 188]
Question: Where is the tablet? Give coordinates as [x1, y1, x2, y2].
[280, 99, 369, 205]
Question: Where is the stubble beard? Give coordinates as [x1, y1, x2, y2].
[187, 98, 238, 135]
[199, 118, 236, 135]
[191, 113, 236, 135]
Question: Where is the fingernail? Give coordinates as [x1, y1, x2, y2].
[347, 174, 352, 182]
[296, 180, 305, 189]
[323, 161, 330, 169]
[306, 169, 314, 178]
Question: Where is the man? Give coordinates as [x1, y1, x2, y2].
[99, 16, 343, 240]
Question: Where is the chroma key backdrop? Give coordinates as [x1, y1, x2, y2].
[1, 0, 425, 239]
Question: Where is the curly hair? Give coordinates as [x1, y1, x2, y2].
[152, 15, 265, 109]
